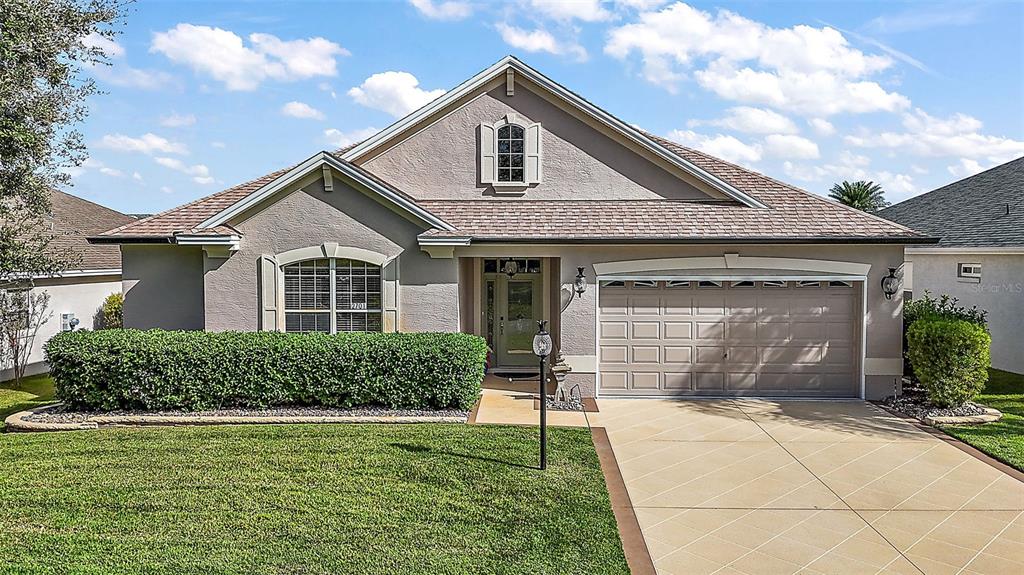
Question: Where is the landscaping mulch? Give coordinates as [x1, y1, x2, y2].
[883, 383, 988, 422]
[25, 405, 469, 423]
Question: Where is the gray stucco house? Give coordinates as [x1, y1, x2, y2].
[880, 158, 1023, 375]
[91, 56, 934, 400]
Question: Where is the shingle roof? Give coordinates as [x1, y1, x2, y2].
[45, 189, 135, 269]
[94, 134, 929, 243]
[878, 157, 1024, 247]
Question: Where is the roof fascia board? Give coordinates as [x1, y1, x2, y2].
[906, 246, 1024, 255]
[29, 268, 122, 279]
[341, 56, 767, 209]
[196, 152, 456, 232]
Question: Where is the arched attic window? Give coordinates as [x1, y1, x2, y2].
[282, 258, 382, 333]
[480, 114, 542, 186]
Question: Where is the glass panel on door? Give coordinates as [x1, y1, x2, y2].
[498, 279, 539, 366]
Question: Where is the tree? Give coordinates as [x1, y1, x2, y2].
[1, 0, 125, 284]
[0, 288, 51, 386]
[828, 180, 890, 212]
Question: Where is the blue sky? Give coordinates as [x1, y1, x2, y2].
[72, 0, 1024, 214]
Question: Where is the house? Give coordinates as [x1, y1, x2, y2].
[880, 158, 1024, 375]
[91, 56, 933, 400]
[2, 189, 134, 380]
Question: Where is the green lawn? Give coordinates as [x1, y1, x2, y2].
[0, 373, 55, 430]
[941, 368, 1024, 472]
[0, 423, 628, 575]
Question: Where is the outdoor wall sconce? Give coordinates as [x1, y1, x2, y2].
[533, 319, 553, 471]
[881, 267, 900, 300]
[560, 267, 588, 312]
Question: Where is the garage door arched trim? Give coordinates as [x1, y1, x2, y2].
[593, 255, 872, 277]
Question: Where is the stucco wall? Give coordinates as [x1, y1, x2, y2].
[122, 245, 205, 330]
[456, 243, 906, 399]
[203, 174, 459, 333]
[0, 275, 121, 380]
[363, 83, 711, 201]
[907, 253, 1024, 374]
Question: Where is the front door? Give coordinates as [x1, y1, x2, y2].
[483, 258, 543, 369]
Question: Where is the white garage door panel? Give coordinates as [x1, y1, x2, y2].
[598, 280, 859, 397]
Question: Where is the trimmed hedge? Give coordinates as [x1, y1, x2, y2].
[45, 330, 488, 412]
[906, 318, 991, 408]
[903, 291, 988, 378]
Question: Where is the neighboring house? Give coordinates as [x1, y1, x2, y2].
[880, 158, 1024, 375]
[1, 189, 135, 380]
[91, 56, 933, 400]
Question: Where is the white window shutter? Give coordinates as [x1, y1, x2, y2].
[382, 256, 400, 332]
[479, 122, 496, 184]
[259, 255, 279, 331]
[525, 122, 542, 184]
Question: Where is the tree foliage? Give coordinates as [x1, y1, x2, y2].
[0, 289, 51, 385]
[828, 180, 890, 212]
[0, 0, 125, 282]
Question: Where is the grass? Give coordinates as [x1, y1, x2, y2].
[0, 423, 628, 575]
[0, 373, 55, 430]
[940, 368, 1024, 472]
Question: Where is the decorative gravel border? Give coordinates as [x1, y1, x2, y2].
[4, 404, 468, 432]
[922, 408, 1002, 426]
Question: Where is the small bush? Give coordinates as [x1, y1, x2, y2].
[903, 291, 987, 378]
[906, 318, 991, 407]
[99, 293, 124, 329]
[45, 330, 487, 411]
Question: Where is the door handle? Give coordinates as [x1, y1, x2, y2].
[499, 316, 504, 335]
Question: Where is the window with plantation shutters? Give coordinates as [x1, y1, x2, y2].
[283, 258, 382, 333]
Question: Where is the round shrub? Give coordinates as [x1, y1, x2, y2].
[99, 292, 124, 329]
[906, 318, 990, 408]
[44, 329, 488, 412]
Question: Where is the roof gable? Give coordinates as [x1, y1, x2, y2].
[341, 56, 768, 209]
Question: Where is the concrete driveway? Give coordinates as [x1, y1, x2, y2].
[590, 399, 1024, 575]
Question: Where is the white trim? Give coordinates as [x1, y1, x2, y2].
[196, 152, 456, 232]
[340, 56, 768, 209]
[597, 274, 867, 282]
[418, 236, 472, 246]
[28, 268, 122, 279]
[906, 246, 1024, 255]
[593, 255, 871, 277]
[860, 281, 868, 399]
[276, 244, 390, 267]
[173, 234, 240, 247]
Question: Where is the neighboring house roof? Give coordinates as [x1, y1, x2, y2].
[879, 157, 1024, 247]
[44, 189, 135, 271]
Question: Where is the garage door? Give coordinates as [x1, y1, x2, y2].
[598, 279, 859, 397]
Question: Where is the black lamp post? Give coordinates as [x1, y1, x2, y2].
[533, 319, 553, 470]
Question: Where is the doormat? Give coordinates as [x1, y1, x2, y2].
[489, 370, 540, 380]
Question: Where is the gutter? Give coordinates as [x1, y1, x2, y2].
[459, 236, 942, 245]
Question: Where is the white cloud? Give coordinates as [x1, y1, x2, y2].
[98, 133, 188, 155]
[211, 141, 227, 149]
[782, 150, 918, 202]
[844, 108, 1024, 164]
[666, 129, 762, 164]
[947, 158, 986, 179]
[615, 0, 669, 10]
[83, 32, 125, 58]
[348, 71, 445, 118]
[807, 118, 835, 136]
[281, 101, 326, 120]
[154, 157, 215, 184]
[496, 23, 588, 61]
[80, 157, 125, 178]
[150, 24, 348, 91]
[160, 186, 174, 194]
[529, 0, 613, 22]
[159, 113, 197, 127]
[132, 171, 144, 182]
[690, 106, 798, 134]
[866, 6, 981, 34]
[83, 33, 176, 90]
[408, 0, 473, 21]
[763, 134, 820, 160]
[324, 127, 381, 148]
[605, 3, 908, 115]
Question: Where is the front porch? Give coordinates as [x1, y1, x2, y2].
[472, 373, 590, 427]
